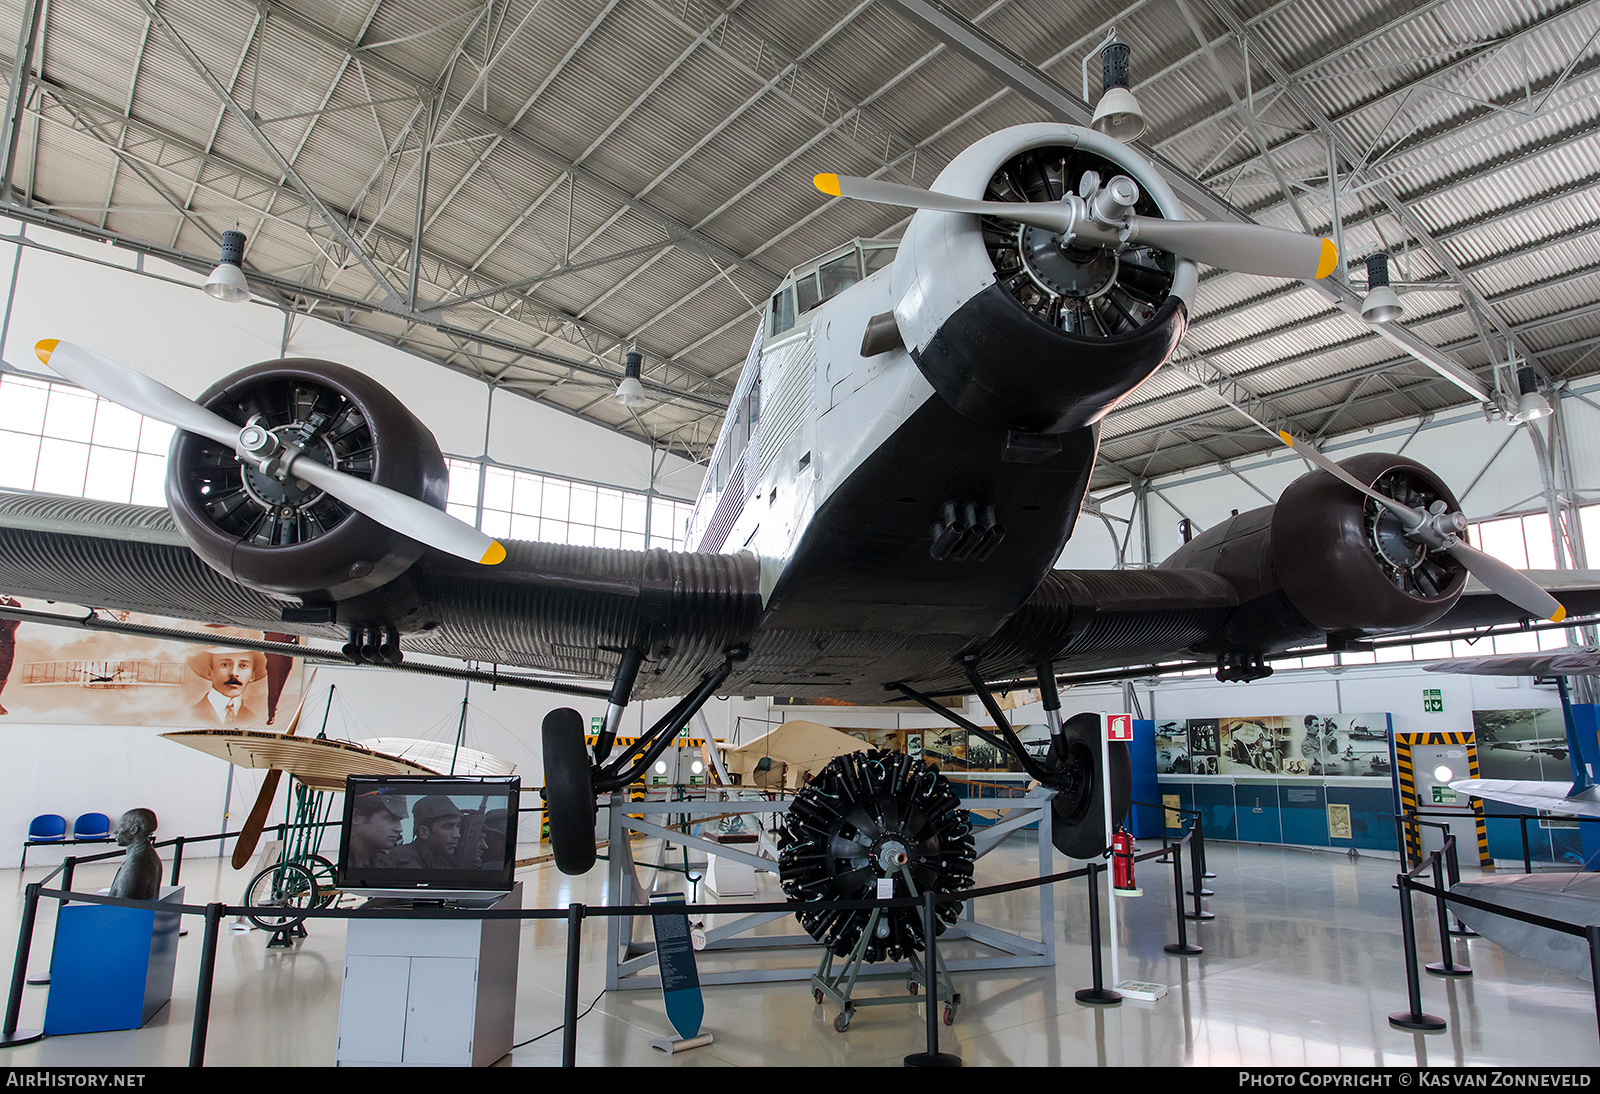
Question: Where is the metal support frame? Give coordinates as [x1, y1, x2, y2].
[603, 793, 1056, 991]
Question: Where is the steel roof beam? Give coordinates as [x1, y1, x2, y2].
[252, 0, 779, 287]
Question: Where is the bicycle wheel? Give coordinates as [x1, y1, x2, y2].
[304, 854, 339, 907]
[245, 861, 319, 931]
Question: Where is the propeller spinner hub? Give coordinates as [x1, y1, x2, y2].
[238, 427, 337, 512]
[1021, 223, 1118, 299]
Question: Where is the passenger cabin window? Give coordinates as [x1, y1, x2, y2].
[768, 238, 897, 337]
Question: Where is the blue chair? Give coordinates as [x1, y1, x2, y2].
[72, 813, 111, 841]
[29, 814, 67, 842]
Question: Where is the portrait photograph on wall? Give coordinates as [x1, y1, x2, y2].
[0, 596, 304, 727]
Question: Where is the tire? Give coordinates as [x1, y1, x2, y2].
[1046, 713, 1132, 860]
[542, 707, 597, 875]
[245, 861, 318, 931]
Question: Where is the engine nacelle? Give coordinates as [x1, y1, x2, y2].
[891, 124, 1198, 435]
[1166, 453, 1469, 652]
[166, 359, 449, 602]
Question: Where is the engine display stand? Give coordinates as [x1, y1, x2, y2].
[604, 790, 1056, 992]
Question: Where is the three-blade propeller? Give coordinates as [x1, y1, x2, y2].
[813, 172, 1339, 282]
[1275, 430, 1565, 623]
[35, 339, 506, 566]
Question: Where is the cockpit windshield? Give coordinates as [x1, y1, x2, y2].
[769, 239, 897, 337]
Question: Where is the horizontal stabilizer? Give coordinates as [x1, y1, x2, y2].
[1449, 779, 1600, 817]
[1451, 872, 1600, 982]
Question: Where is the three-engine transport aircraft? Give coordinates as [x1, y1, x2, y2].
[1, 123, 1593, 877]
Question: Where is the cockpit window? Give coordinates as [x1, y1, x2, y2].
[769, 238, 898, 336]
[819, 253, 859, 301]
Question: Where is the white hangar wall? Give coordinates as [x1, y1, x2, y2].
[0, 219, 715, 858]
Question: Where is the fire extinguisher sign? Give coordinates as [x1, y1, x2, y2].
[1106, 713, 1133, 741]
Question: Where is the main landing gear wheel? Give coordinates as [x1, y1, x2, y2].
[244, 861, 319, 932]
[778, 749, 975, 962]
[542, 707, 597, 875]
[1047, 713, 1132, 859]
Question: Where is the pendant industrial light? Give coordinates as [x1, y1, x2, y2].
[204, 228, 250, 303]
[1090, 40, 1146, 142]
[1360, 252, 1403, 323]
[614, 347, 647, 407]
[1512, 365, 1553, 423]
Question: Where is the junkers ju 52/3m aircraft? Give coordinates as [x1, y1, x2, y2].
[0, 123, 1588, 891]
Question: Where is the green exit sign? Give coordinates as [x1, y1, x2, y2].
[1424, 689, 1443, 713]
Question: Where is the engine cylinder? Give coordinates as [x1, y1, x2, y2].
[166, 359, 448, 601]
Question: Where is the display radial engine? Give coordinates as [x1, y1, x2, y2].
[2, 124, 1587, 882]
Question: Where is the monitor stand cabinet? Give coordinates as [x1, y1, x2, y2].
[336, 882, 521, 1066]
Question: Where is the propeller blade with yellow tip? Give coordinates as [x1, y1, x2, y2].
[33, 339, 506, 567]
[813, 172, 1338, 281]
[1275, 428, 1565, 622]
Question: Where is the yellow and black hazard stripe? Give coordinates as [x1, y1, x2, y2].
[1394, 731, 1490, 866]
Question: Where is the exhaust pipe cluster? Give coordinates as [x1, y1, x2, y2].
[930, 500, 1005, 562]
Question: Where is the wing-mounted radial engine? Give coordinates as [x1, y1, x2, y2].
[818, 123, 1337, 436]
[778, 749, 975, 962]
[167, 360, 449, 602]
[32, 340, 503, 646]
[1168, 453, 1475, 658]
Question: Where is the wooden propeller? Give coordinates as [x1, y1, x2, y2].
[230, 669, 315, 870]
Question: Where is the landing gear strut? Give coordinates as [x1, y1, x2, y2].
[540, 647, 747, 876]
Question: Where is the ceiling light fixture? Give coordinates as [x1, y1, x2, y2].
[614, 347, 647, 407]
[1087, 38, 1146, 142]
[204, 228, 250, 303]
[1360, 252, 1403, 323]
[1512, 364, 1553, 423]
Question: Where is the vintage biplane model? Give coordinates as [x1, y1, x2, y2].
[1, 123, 1594, 900]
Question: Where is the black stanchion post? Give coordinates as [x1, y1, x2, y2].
[906, 890, 960, 1066]
[188, 902, 224, 1067]
[1165, 837, 1202, 956]
[1424, 851, 1470, 976]
[0, 882, 43, 1047]
[1388, 872, 1445, 1031]
[1588, 925, 1600, 1048]
[1185, 823, 1214, 921]
[60, 857, 75, 905]
[1394, 814, 1408, 869]
[563, 902, 585, 1068]
[1075, 863, 1121, 1006]
[1444, 831, 1474, 936]
[1521, 817, 1532, 874]
[170, 837, 185, 886]
[1195, 811, 1214, 879]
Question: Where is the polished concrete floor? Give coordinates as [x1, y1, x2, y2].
[1, 837, 1596, 1067]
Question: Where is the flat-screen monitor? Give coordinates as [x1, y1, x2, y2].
[335, 775, 520, 901]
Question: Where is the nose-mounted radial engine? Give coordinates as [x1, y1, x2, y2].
[980, 148, 1176, 340]
[817, 123, 1339, 437]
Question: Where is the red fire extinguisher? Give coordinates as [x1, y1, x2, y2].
[1111, 825, 1140, 895]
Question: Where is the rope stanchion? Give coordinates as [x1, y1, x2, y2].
[1184, 822, 1213, 921]
[905, 890, 959, 1067]
[563, 902, 585, 1068]
[1164, 837, 1202, 957]
[188, 902, 225, 1067]
[1075, 863, 1121, 1006]
[1388, 869, 1446, 1032]
[0, 882, 42, 1047]
[1424, 848, 1470, 977]
[1589, 925, 1600, 1046]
